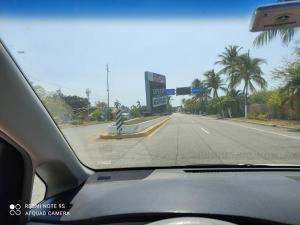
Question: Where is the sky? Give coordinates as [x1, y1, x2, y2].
[0, 0, 296, 107]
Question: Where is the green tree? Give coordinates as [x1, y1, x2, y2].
[204, 69, 226, 117]
[267, 88, 285, 119]
[273, 61, 300, 119]
[130, 105, 141, 117]
[230, 52, 267, 118]
[96, 101, 107, 109]
[92, 108, 103, 121]
[191, 78, 209, 114]
[249, 90, 270, 104]
[62, 95, 90, 112]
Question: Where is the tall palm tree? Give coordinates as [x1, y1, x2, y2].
[204, 70, 226, 117]
[114, 100, 121, 109]
[230, 51, 267, 118]
[253, 28, 297, 47]
[215, 45, 242, 80]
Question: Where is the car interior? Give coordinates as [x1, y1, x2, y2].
[1, 1, 300, 225]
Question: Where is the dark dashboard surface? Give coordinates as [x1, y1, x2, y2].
[30, 168, 300, 225]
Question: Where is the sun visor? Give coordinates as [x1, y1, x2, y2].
[250, 1, 300, 32]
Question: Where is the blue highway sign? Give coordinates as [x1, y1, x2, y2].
[165, 89, 176, 95]
[191, 87, 201, 94]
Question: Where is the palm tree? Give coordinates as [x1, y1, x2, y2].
[230, 51, 267, 118]
[204, 70, 226, 117]
[223, 89, 244, 118]
[114, 100, 121, 109]
[253, 28, 297, 47]
[192, 78, 210, 114]
[215, 45, 242, 80]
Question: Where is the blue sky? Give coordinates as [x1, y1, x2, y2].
[0, 0, 295, 106]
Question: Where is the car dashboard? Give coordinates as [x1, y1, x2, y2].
[27, 168, 300, 225]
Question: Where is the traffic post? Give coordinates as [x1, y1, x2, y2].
[115, 109, 123, 134]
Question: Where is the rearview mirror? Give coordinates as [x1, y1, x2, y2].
[250, 1, 300, 32]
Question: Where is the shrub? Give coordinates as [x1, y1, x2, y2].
[92, 108, 102, 121]
[71, 119, 83, 125]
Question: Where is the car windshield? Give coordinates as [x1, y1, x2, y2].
[1, 0, 300, 169]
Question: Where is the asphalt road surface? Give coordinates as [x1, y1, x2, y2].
[63, 113, 300, 168]
[31, 113, 300, 203]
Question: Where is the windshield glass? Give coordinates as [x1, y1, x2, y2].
[1, 0, 300, 169]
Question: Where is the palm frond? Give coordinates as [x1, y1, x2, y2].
[253, 28, 296, 47]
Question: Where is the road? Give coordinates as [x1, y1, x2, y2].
[63, 113, 300, 168]
[31, 113, 300, 203]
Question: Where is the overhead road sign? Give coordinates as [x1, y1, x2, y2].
[191, 87, 202, 94]
[176, 87, 191, 96]
[165, 89, 176, 95]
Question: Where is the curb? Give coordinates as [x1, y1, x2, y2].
[100, 117, 171, 139]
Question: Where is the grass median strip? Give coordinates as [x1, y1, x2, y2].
[99, 117, 171, 139]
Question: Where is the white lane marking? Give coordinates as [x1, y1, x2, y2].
[219, 120, 300, 140]
[201, 127, 210, 134]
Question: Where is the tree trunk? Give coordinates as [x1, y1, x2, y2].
[244, 95, 248, 118]
[228, 107, 232, 118]
[297, 92, 300, 120]
[216, 95, 224, 118]
[244, 86, 248, 119]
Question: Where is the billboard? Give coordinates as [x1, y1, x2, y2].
[145, 71, 167, 114]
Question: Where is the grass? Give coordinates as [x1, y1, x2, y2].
[123, 115, 161, 125]
[232, 118, 300, 130]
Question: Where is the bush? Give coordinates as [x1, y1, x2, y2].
[71, 119, 83, 125]
[257, 113, 270, 121]
[92, 108, 103, 121]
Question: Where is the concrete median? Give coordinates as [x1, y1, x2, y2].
[99, 117, 171, 139]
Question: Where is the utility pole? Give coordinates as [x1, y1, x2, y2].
[85, 88, 91, 117]
[106, 64, 110, 108]
[106, 64, 110, 120]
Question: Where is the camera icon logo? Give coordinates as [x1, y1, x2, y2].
[9, 204, 21, 216]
